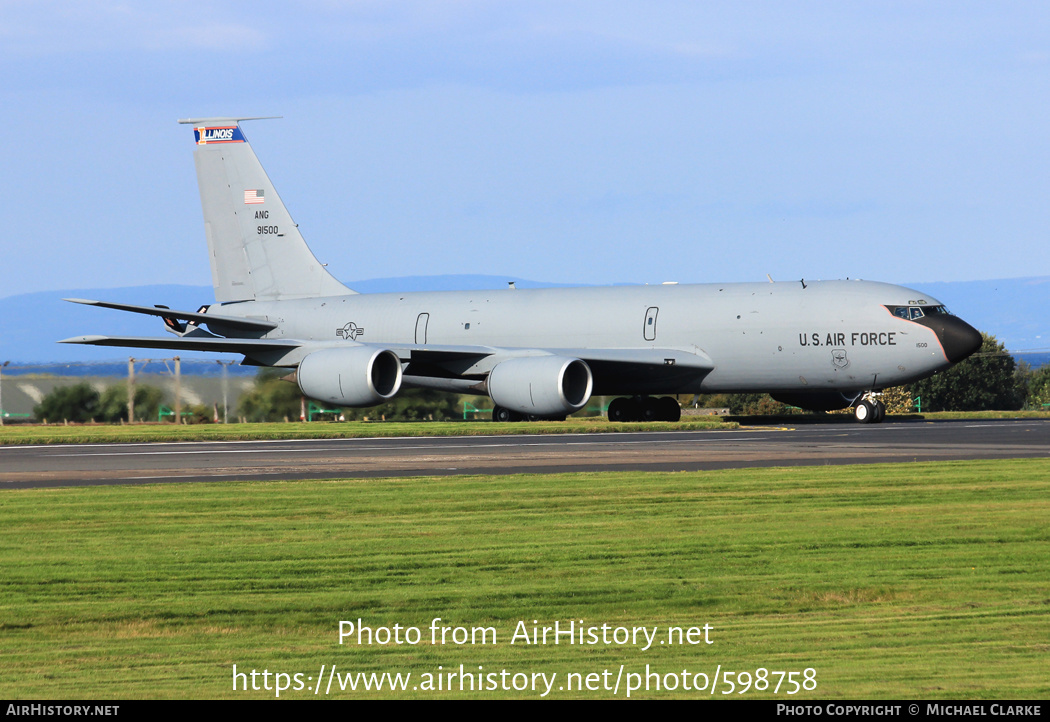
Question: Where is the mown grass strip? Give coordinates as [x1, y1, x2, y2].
[0, 418, 735, 446]
[0, 459, 1046, 699]
[5, 409, 1048, 446]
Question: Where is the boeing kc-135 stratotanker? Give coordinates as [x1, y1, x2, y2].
[62, 117, 983, 423]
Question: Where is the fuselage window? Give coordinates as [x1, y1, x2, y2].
[888, 304, 951, 320]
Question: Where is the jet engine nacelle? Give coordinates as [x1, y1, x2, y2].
[297, 346, 403, 407]
[488, 356, 593, 417]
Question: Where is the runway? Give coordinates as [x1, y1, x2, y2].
[2, 419, 1049, 489]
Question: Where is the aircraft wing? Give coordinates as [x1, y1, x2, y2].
[59, 334, 500, 368]
[61, 329, 713, 394]
[538, 347, 713, 395]
[61, 333, 712, 370]
[59, 334, 300, 354]
[396, 344, 713, 395]
[389, 344, 712, 369]
[556, 347, 713, 370]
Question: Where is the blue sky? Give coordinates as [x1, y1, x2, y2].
[3, 1, 1049, 298]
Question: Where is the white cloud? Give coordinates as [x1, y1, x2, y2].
[0, 1, 269, 55]
[146, 22, 268, 51]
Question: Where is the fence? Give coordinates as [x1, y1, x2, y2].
[0, 359, 255, 421]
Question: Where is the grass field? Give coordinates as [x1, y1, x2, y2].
[1, 459, 1046, 699]
[2, 411, 1048, 446]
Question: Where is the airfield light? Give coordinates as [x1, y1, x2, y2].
[216, 360, 234, 424]
[0, 360, 9, 425]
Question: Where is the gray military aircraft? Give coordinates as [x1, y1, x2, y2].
[62, 117, 983, 423]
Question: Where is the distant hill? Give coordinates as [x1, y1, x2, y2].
[1, 275, 1047, 369]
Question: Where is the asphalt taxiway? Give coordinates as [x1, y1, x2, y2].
[2, 419, 1048, 489]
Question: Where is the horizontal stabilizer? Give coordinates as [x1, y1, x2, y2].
[64, 298, 277, 332]
[177, 116, 282, 126]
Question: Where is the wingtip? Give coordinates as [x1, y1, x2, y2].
[58, 335, 105, 344]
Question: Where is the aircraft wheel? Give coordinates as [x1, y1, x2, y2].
[493, 406, 522, 422]
[608, 397, 637, 422]
[873, 400, 886, 424]
[657, 396, 681, 422]
[854, 400, 874, 424]
[641, 397, 661, 422]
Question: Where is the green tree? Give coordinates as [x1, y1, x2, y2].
[237, 368, 304, 422]
[909, 333, 1021, 412]
[33, 383, 101, 423]
[97, 384, 166, 422]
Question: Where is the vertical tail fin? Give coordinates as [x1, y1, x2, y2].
[179, 117, 354, 303]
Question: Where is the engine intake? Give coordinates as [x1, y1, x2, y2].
[488, 356, 593, 417]
[297, 347, 403, 407]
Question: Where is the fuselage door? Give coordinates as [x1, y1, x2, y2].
[644, 307, 658, 341]
[415, 313, 430, 344]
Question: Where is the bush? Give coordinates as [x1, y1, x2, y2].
[33, 383, 101, 423]
[1024, 365, 1050, 410]
[878, 386, 914, 414]
[337, 389, 468, 421]
[727, 393, 789, 415]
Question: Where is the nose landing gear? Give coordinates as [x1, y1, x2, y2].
[853, 393, 886, 424]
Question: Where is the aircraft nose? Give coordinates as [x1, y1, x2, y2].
[922, 314, 983, 363]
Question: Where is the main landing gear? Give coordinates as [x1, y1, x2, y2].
[607, 396, 682, 423]
[853, 394, 886, 424]
[491, 406, 566, 422]
[491, 396, 683, 423]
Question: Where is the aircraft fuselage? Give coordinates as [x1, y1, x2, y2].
[213, 278, 965, 397]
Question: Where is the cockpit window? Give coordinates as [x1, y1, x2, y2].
[886, 304, 951, 320]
